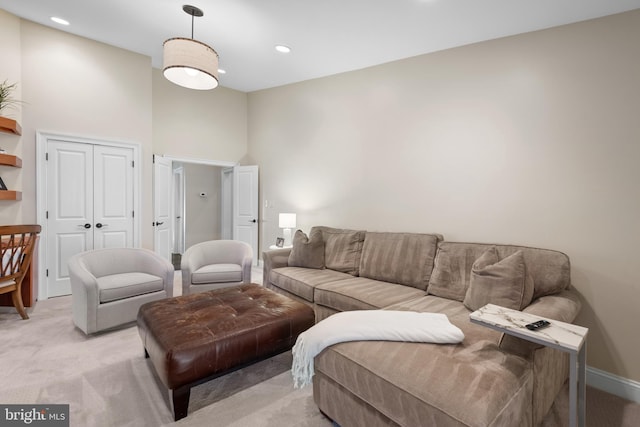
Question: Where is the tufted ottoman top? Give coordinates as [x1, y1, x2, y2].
[137, 283, 315, 390]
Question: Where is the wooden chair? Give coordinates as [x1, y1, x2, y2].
[0, 225, 41, 319]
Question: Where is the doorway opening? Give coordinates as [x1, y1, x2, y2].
[171, 161, 228, 269]
[154, 156, 258, 269]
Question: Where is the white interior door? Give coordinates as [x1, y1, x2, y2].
[94, 145, 134, 248]
[46, 141, 93, 298]
[46, 141, 134, 297]
[172, 166, 185, 254]
[233, 165, 259, 265]
[153, 155, 173, 262]
[221, 167, 233, 240]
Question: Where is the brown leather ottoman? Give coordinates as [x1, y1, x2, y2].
[136, 283, 315, 421]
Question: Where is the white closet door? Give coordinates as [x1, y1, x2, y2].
[46, 140, 94, 298]
[93, 145, 134, 249]
[46, 141, 134, 298]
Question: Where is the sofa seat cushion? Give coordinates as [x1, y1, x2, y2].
[192, 263, 242, 284]
[269, 267, 353, 302]
[314, 277, 425, 313]
[315, 296, 533, 426]
[98, 272, 164, 303]
[359, 232, 441, 290]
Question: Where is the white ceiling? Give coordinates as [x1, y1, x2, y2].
[1, 0, 640, 92]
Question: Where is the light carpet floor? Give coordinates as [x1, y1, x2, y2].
[2, 270, 639, 426]
[0, 292, 329, 426]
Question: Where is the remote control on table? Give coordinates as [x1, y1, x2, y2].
[525, 320, 551, 331]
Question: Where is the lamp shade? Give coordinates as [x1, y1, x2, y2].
[163, 37, 219, 90]
[279, 213, 296, 229]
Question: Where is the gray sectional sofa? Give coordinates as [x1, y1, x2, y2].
[263, 226, 581, 426]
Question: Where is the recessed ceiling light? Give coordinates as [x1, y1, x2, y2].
[50, 16, 70, 26]
[275, 45, 291, 54]
[218, 69, 226, 74]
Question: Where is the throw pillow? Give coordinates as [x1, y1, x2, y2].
[288, 229, 325, 269]
[463, 247, 534, 312]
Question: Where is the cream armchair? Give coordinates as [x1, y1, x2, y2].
[68, 248, 174, 334]
[181, 240, 252, 295]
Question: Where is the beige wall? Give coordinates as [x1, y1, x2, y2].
[248, 10, 640, 382]
[183, 163, 223, 248]
[152, 69, 247, 162]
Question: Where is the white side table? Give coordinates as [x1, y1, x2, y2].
[268, 245, 292, 250]
[469, 303, 588, 427]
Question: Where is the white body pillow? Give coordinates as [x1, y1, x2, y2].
[292, 310, 464, 388]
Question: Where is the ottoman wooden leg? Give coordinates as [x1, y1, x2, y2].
[170, 385, 191, 421]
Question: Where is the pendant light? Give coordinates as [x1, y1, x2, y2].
[163, 5, 219, 90]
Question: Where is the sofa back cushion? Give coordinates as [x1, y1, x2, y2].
[359, 232, 442, 290]
[311, 226, 366, 276]
[428, 242, 570, 302]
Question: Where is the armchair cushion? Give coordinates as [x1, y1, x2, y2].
[192, 264, 242, 284]
[0, 279, 17, 289]
[98, 272, 164, 303]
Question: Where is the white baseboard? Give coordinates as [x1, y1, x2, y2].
[587, 366, 640, 403]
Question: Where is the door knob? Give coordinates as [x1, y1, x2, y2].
[80, 223, 91, 229]
[156, 221, 164, 226]
[250, 219, 257, 223]
[96, 223, 108, 228]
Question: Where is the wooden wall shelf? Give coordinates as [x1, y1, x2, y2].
[0, 118, 23, 199]
[0, 190, 22, 200]
[0, 153, 22, 167]
[0, 116, 22, 135]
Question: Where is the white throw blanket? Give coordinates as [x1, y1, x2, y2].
[291, 310, 465, 388]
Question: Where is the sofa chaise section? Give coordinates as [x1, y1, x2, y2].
[313, 298, 533, 426]
[312, 240, 580, 426]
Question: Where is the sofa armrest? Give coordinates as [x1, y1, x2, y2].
[513, 287, 582, 424]
[499, 287, 582, 356]
[262, 248, 292, 286]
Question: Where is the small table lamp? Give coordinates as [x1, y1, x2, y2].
[279, 213, 297, 247]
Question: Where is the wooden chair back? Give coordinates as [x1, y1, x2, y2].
[0, 224, 41, 319]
